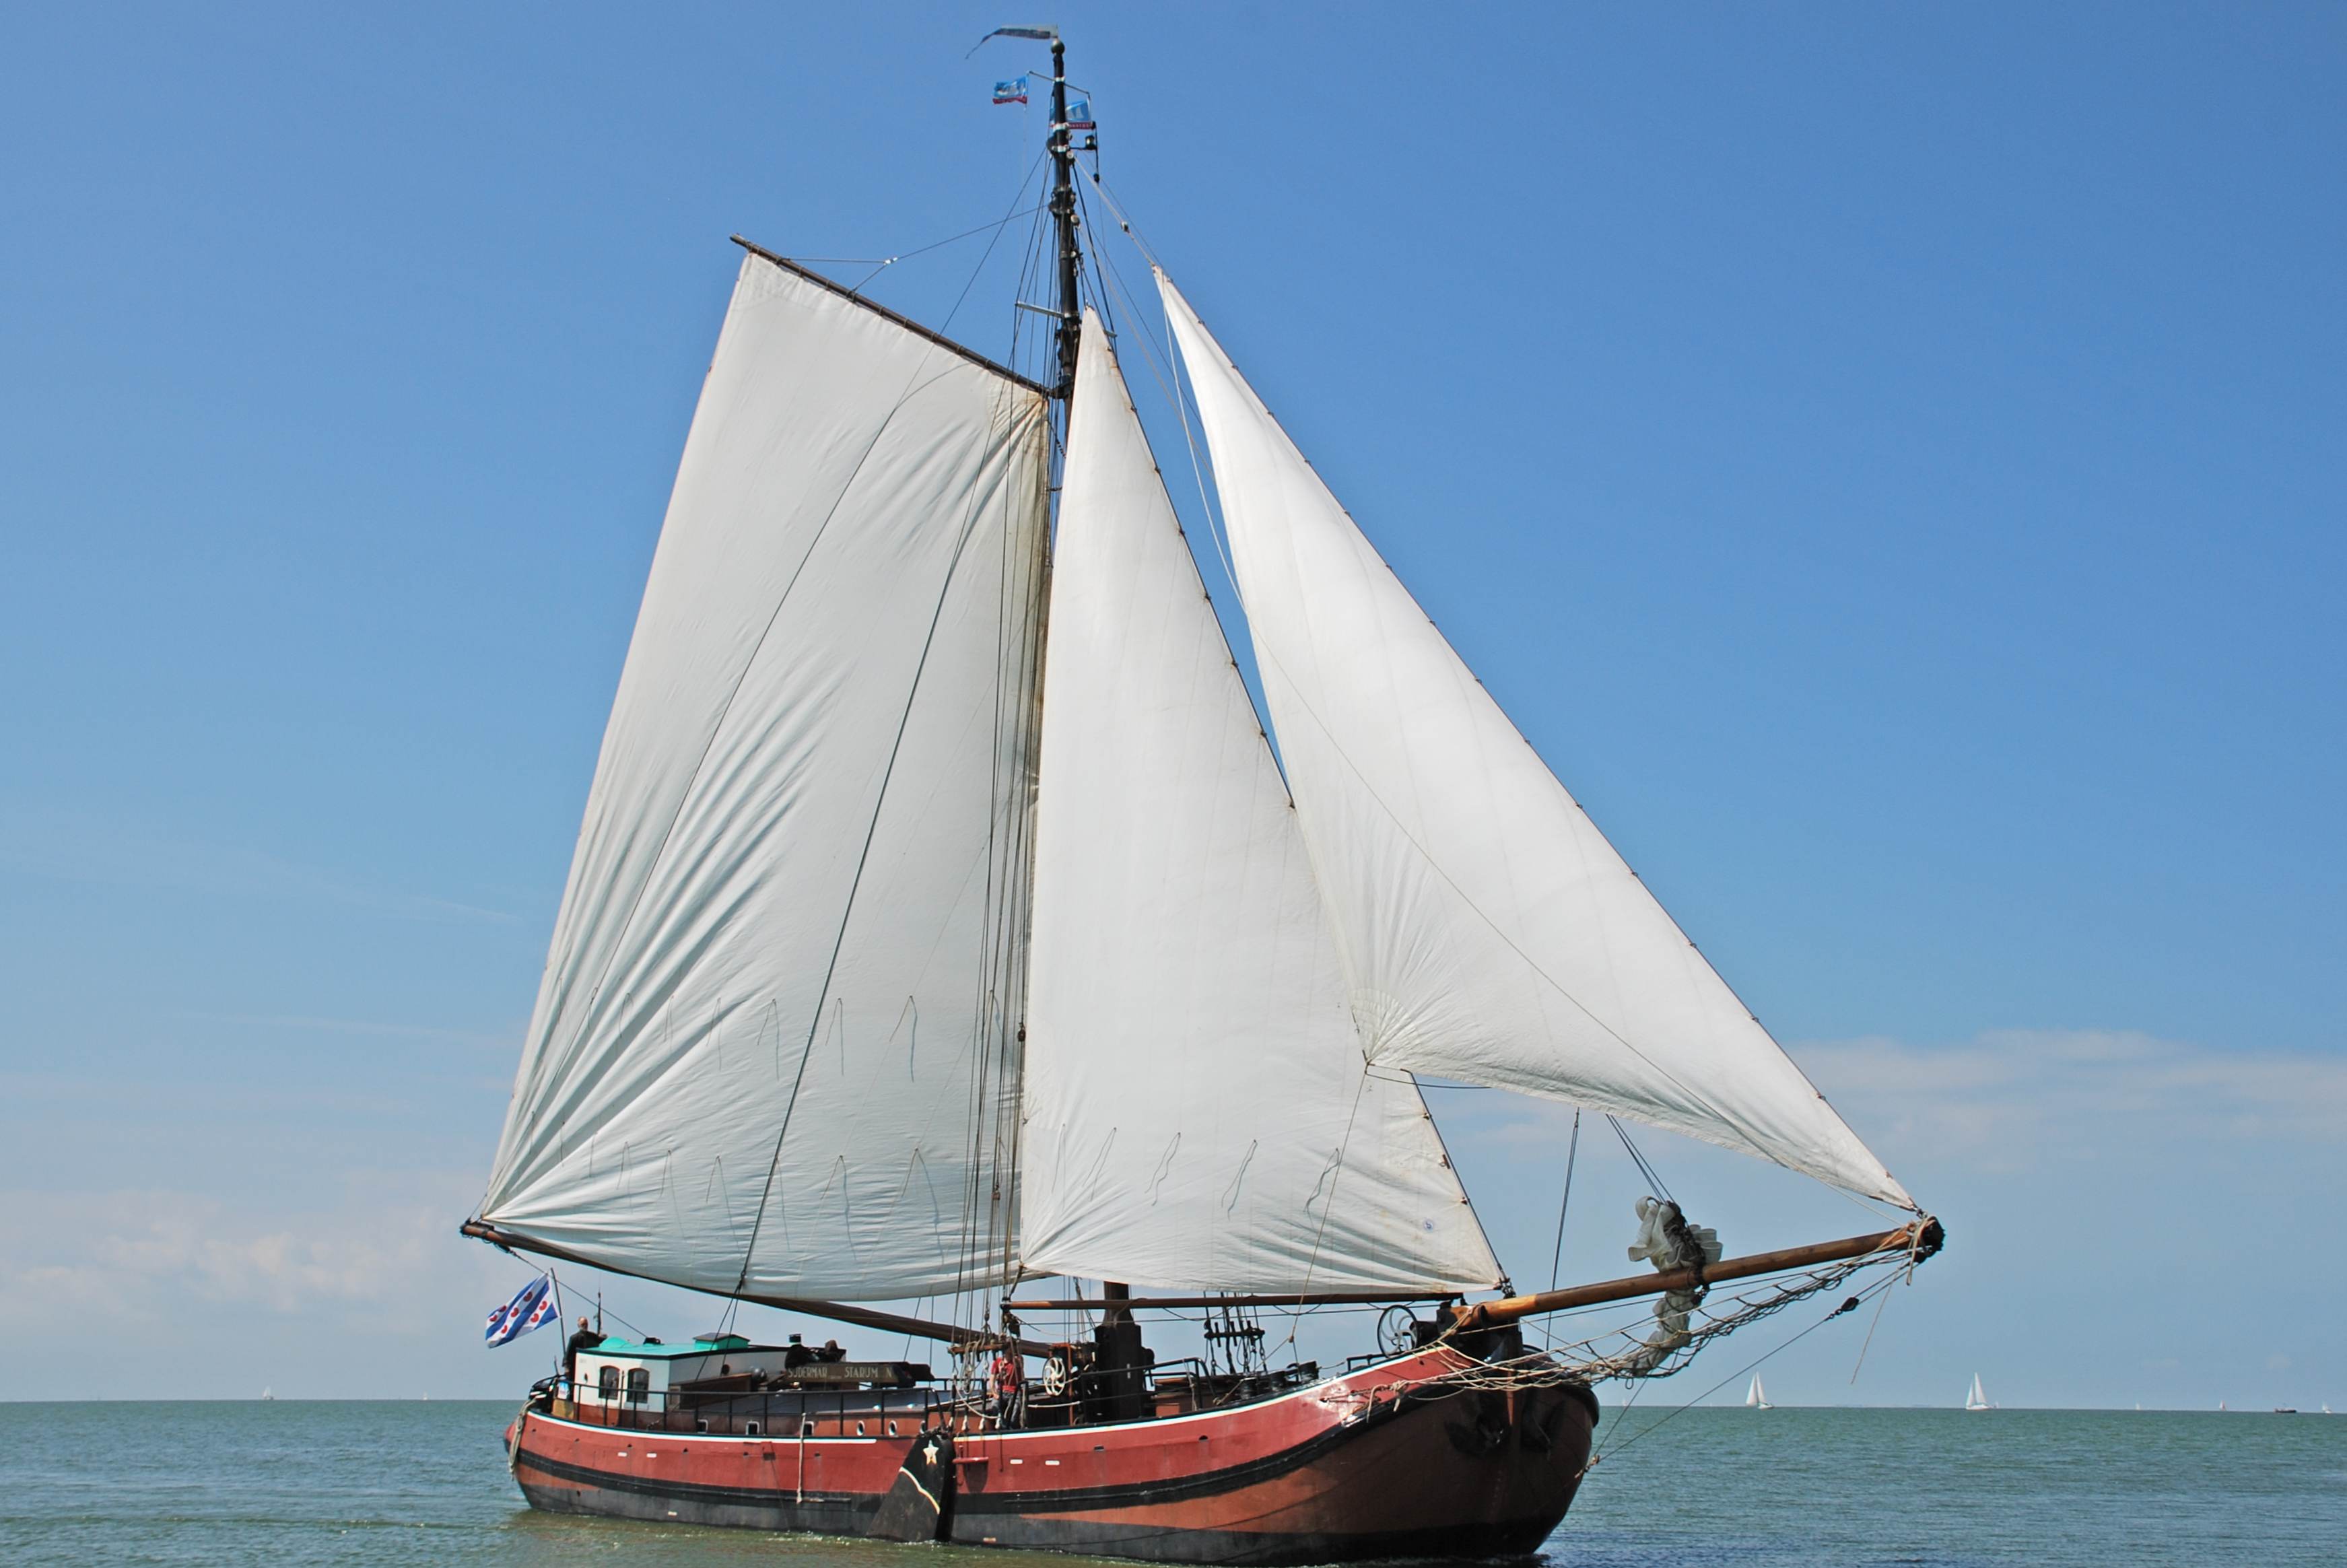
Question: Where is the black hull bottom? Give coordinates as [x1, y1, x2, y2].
[519, 1472, 1560, 1565]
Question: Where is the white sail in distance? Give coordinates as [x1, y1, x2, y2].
[1158, 275, 1912, 1208]
[480, 253, 1051, 1299]
[1020, 315, 1502, 1293]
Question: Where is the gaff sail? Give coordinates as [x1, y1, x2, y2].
[479, 252, 1051, 1300]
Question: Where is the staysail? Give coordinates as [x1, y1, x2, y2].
[479, 252, 1052, 1299]
[1019, 316, 1503, 1293]
[1159, 275, 1911, 1208]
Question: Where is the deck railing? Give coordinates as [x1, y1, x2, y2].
[537, 1352, 1332, 1436]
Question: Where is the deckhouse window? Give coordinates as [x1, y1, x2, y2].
[626, 1368, 649, 1406]
[597, 1366, 619, 1402]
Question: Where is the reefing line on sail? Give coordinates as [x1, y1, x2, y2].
[504, 273, 1023, 1188]
[537, 365, 973, 1177]
[478, 248, 1053, 1302]
[726, 395, 1029, 1303]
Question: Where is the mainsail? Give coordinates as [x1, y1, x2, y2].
[1158, 275, 1911, 1208]
[479, 252, 1051, 1299]
[1019, 316, 1503, 1293]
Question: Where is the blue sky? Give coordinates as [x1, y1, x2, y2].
[2, 3, 2340, 1410]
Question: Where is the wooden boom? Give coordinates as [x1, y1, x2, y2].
[1450, 1218, 1943, 1332]
[1002, 1290, 1448, 1312]
[460, 1219, 1054, 1358]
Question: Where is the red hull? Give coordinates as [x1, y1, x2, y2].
[508, 1347, 1596, 1563]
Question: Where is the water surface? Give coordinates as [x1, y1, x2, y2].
[1, 1400, 2337, 1565]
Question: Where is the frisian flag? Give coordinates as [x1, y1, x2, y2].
[484, 1272, 557, 1348]
[992, 75, 1029, 105]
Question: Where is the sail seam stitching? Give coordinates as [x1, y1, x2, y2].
[499, 364, 972, 1208]
[728, 392, 1040, 1301]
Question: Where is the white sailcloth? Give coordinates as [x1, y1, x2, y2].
[481, 253, 1052, 1299]
[1020, 316, 1503, 1293]
[1158, 275, 1911, 1208]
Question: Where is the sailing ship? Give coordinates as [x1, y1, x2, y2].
[1966, 1374, 1992, 1412]
[1746, 1377, 1773, 1410]
[461, 32, 1941, 1563]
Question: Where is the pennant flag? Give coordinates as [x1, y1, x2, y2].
[484, 1273, 557, 1348]
[1063, 96, 1095, 131]
[971, 26, 1058, 52]
[993, 76, 1029, 106]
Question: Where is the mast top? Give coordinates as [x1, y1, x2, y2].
[1046, 36, 1082, 403]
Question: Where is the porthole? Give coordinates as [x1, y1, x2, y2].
[887, 1421, 897, 1435]
[855, 1421, 866, 1435]
[745, 1421, 761, 1436]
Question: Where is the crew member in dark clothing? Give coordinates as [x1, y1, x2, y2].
[816, 1338, 846, 1363]
[564, 1317, 602, 1388]
[783, 1334, 813, 1369]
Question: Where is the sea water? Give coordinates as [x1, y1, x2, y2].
[1, 1400, 2338, 1565]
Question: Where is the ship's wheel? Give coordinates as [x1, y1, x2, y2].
[1375, 1304, 1421, 1357]
[1040, 1352, 1070, 1396]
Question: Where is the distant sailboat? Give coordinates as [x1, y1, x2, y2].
[1965, 1373, 1990, 1411]
[1746, 1376, 1773, 1410]
[259, 1387, 275, 1402]
[2218, 1400, 2229, 1410]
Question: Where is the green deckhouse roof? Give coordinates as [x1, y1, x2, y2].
[584, 1332, 755, 1361]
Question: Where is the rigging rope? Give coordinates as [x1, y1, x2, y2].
[826, 201, 1046, 293]
[1581, 1274, 1884, 1474]
[1546, 1110, 1582, 1294]
[1608, 1114, 1673, 1203]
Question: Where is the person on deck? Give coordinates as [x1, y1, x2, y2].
[784, 1334, 813, 1369]
[564, 1318, 601, 1388]
[816, 1338, 846, 1363]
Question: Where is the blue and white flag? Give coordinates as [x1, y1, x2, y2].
[992, 75, 1029, 105]
[484, 1273, 556, 1348]
[1062, 96, 1094, 130]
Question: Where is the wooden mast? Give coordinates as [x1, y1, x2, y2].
[1040, 30, 1140, 1326]
[1047, 34, 1081, 401]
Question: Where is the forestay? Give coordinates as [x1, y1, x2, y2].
[1159, 275, 1911, 1208]
[480, 254, 1051, 1299]
[1019, 318, 1503, 1293]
